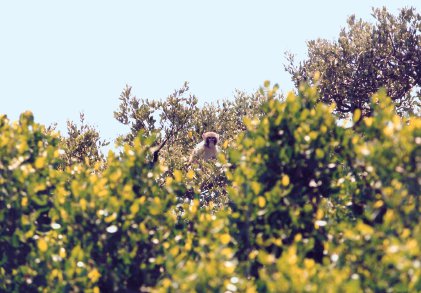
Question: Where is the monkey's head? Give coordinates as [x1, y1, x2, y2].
[203, 132, 219, 147]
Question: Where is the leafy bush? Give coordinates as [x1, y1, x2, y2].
[1, 81, 419, 292]
[0, 112, 63, 290]
[226, 83, 420, 292]
[226, 83, 348, 278]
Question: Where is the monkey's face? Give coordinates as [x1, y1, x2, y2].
[205, 137, 218, 147]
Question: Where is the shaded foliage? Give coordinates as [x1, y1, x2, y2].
[286, 7, 421, 118]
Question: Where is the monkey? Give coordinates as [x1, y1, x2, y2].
[189, 132, 221, 164]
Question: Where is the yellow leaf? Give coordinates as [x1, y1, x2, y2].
[139, 196, 146, 205]
[364, 117, 373, 127]
[392, 115, 401, 128]
[165, 176, 173, 186]
[150, 206, 160, 216]
[34, 157, 45, 169]
[286, 247, 297, 265]
[406, 239, 418, 253]
[357, 222, 374, 235]
[243, 117, 252, 129]
[123, 184, 134, 200]
[59, 247, 66, 258]
[25, 230, 34, 239]
[21, 215, 30, 225]
[248, 250, 258, 260]
[264, 80, 270, 88]
[221, 247, 234, 257]
[51, 269, 63, 281]
[89, 174, 98, 184]
[51, 269, 59, 278]
[38, 238, 48, 252]
[246, 287, 257, 293]
[170, 246, 179, 256]
[304, 258, 315, 269]
[110, 169, 122, 182]
[383, 125, 394, 137]
[309, 131, 318, 140]
[21, 197, 28, 207]
[190, 199, 199, 214]
[224, 261, 235, 274]
[223, 140, 229, 149]
[93, 287, 100, 293]
[185, 239, 192, 250]
[186, 169, 195, 180]
[105, 213, 117, 223]
[258, 197, 266, 208]
[353, 109, 361, 123]
[220, 233, 231, 245]
[56, 186, 69, 204]
[88, 269, 101, 283]
[315, 149, 324, 159]
[316, 209, 324, 220]
[80, 198, 87, 211]
[162, 278, 172, 288]
[329, 102, 337, 113]
[60, 210, 68, 221]
[173, 170, 183, 182]
[71, 181, 81, 197]
[34, 183, 46, 193]
[97, 188, 108, 197]
[401, 229, 410, 239]
[94, 161, 102, 171]
[250, 182, 261, 195]
[373, 200, 383, 208]
[273, 238, 282, 246]
[130, 203, 139, 215]
[139, 222, 148, 234]
[384, 210, 395, 224]
[281, 175, 290, 186]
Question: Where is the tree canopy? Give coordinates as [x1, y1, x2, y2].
[286, 7, 420, 118]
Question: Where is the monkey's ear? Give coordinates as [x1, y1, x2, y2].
[202, 133, 207, 140]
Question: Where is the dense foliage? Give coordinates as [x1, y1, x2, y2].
[286, 7, 420, 118]
[59, 113, 109, 169]
[1, 81, 420, 292]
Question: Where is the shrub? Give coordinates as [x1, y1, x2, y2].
[0, 82, 419, 292]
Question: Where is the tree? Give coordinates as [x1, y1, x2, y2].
[114, 82, 199, 165]
[114, 82, 276, 164]
[59, 113, 108, 169]
[113, 83, 274, 207]
[286, 7, 420, 118]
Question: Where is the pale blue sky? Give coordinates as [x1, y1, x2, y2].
[1, 1, 419, 143]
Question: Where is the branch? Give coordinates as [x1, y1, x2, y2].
[151, 134, 171, 164]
